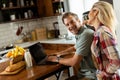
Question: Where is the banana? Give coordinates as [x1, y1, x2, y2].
[6, 46, 25, 58]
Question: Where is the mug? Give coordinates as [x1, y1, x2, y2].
[10, 14, 16, 20]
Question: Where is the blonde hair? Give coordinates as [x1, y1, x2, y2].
[93, 1, 117, 32]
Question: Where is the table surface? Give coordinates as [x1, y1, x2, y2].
[0, 54, 73, 80]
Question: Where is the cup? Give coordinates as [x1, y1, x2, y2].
[10, 14, 16, 20]
[24, 12, 28, 19]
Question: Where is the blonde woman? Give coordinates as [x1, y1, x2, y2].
[88, 1, 120, 80]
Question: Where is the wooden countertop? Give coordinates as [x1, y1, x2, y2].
[0, 53, 74, 80]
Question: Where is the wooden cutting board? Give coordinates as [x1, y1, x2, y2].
[35, 27, 47, 40]
[0, 66, 25, 76]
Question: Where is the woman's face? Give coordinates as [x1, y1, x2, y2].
[63, 15, 81, 35]
[88, 8, 98, 26]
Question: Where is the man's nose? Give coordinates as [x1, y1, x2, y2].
[68, 23, 73, 28]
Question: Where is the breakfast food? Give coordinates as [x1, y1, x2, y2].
[10, 55, 24, 65]
[0, 46, 26, 75]
[5, 61, 26, 72]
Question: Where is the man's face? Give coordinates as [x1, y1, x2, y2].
[63, 15, 81, 35]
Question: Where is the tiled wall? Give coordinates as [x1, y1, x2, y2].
[57, 16, 67, 35]
[0, 16, 68, 48]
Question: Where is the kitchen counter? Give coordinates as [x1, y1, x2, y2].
[0, 39, 75, 55]
[40, 38, 75, 44]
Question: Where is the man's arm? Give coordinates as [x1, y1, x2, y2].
[59, 54, 82, 67]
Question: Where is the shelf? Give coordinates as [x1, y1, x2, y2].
[20, 5, 37, 8]
[1, 5, 37, 10]
[0, 17, 39, 24]
[0, 0, 39, 23]
[52, 0, 63, 3]
[1, 6, 21, 10]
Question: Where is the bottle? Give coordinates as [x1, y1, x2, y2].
[24, 49, 33, 68]
[58, 4, 63, 14]
[9, 2, 13, 7]
[30, 0, 34, 6]
[31, 30, 36, 41]
[26, 1, 29, 6]
[24, 12, 28, 19]
[20, 0, 24, 7]
[28, 10, 33, 18]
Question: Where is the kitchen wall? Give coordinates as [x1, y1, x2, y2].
[0, 16, 67, 48]
[113, 0, 120, 50]
[68, 0, 98, 20]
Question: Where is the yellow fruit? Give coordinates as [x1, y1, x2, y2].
[19, 47, 25, 55]
[10, 55, 14, 58]
[6, 46, 25, 58]
[6, 51, 12, 58]
[19, 51, 24, 56]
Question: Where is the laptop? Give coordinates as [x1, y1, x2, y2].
[28, 42, 58, 65]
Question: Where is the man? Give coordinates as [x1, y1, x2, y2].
[48, 12, 96, 80]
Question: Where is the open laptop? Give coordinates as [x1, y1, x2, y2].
[28, 42, 58, 65]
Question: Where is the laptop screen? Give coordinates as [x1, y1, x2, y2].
[28, 42, 47, 64]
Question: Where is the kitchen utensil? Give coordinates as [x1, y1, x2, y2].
[16, 26, 23, 36]
[35, 27, 47, 40]
[53, 22, 60, 38]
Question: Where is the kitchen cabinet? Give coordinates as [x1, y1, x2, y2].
[0, 0, 65, 23]
[41, 43, 74, 54]
[0, 0, 39, 23]
[41, 43, 78, 75]
[37, 0, 65, 17]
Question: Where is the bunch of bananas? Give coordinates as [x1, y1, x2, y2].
[6, 46, 25, 58]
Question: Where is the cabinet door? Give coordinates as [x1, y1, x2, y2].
[44, 0, 54, 16]
[42, 43, 58, 50]
[37, 0, 44, 17]
[57, 44, 74, 51]
[37, 0, 54, 17]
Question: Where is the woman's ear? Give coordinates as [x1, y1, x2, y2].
[94, 9, 99, 17]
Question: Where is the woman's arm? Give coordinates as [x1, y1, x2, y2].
[100, 32, 120, 74]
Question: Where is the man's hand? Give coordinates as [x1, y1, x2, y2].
[47, 56, 58, 62]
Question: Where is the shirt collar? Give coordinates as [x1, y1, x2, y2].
[75, 26, 87, 39]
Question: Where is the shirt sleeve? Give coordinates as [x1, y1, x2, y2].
[100, 31, 120, 74]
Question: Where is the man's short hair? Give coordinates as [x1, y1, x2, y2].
[62, 12, 79, 24]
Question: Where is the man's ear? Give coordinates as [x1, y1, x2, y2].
[77, 19, 81, 23]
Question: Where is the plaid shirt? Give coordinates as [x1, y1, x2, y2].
[91, 26, 120, 80]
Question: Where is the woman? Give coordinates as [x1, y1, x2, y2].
[88, 1, 120, 80]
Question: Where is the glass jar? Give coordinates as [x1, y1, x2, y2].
[24, 49, 33, 68]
